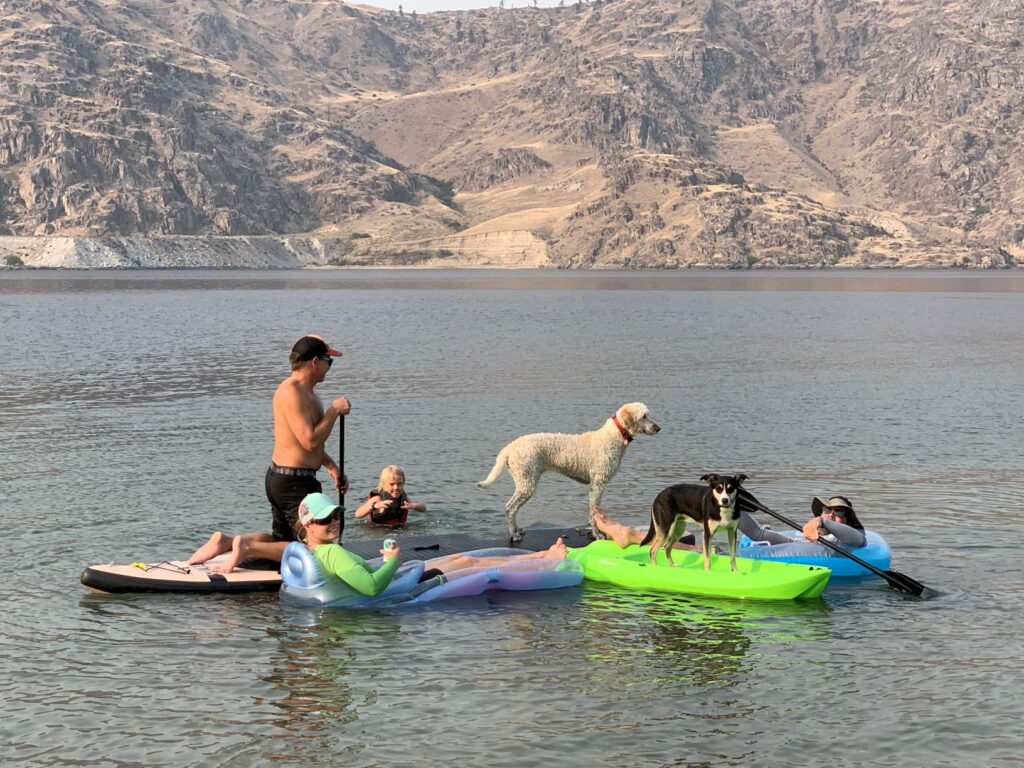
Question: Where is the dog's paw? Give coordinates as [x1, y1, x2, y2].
[510, 528, 525, 543]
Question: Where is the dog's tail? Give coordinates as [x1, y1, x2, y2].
[476, 446, 510, 489]
[639, 518, 656, 546]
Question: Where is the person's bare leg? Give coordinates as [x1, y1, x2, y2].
[592, 510, 644, 549]
[211, 533, 285, 574]
[431, 537, 567, 572]
[188, 531, 234, 565]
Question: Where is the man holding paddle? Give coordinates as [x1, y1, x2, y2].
[187, 334, 350, 573]
[266, 334, 350, 541]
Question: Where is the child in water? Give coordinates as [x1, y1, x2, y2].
[354, 465, 427, 527]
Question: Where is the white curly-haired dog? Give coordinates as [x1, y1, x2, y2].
[477, 402, 660, 541]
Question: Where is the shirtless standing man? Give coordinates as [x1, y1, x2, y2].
[187, 334, 351, 573]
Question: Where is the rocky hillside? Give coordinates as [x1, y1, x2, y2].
[0, 0, 455, 240]
[1, 0, 1020, 268]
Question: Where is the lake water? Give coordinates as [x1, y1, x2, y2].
[1, 269, 1022, 767]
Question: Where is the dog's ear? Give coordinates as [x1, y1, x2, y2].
[617, 403, 637, 432]
[700, 473, 719, 484]
[735, 473, 747, 485]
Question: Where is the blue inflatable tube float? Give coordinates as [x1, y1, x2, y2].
[279, 543, 584, 608]
[738, 529, 892, 579]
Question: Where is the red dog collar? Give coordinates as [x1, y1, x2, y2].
[612, 415, 633, 445]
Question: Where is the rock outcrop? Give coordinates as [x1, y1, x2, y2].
[455, 149, 553, 193]
[0, 0, 448, 239]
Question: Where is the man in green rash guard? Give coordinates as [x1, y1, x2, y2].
[296, 492, 569, 596]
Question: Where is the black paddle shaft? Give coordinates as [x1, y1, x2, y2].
[338, 414, 345, 505]
[738, 489, 935, 598]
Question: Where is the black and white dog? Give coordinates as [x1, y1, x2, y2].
[641, 473, 747, 570]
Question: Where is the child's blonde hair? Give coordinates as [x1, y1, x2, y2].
[378, 464, 406, 490]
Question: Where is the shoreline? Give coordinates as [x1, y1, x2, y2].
[1, 262, 1016, 271]
[0, 234, 1015, 271]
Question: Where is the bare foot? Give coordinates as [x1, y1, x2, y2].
[545, 537, 567, 560]
[515, 537, 567, 561]
[211, 535, 246, 574]
[592, 511, 638, 549]
[188, 531, 233, 565]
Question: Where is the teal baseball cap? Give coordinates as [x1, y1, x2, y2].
[298, 492, 343, 526]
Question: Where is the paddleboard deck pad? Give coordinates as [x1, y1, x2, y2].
[80, 526, 597, 594]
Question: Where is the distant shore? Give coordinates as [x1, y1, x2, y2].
[0, 235, 1015, 270]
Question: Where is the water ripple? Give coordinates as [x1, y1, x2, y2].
[1, 273, 1022, 767]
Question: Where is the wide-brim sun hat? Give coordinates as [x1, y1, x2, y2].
[811, 495, 855, 517]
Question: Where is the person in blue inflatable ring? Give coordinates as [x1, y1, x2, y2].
[739, 495, 866, 549]
[299, 492, 568, 598]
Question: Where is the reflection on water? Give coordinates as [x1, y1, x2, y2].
[260, 610, 394, 765]
[577, 585, 831, 687]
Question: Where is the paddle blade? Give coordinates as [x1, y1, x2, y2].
[884, 570, 938, 598]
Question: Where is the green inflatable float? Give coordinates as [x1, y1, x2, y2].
[566, 540, 830, 601]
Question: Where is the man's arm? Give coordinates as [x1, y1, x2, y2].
[280, 387, 349, 452]
[321, 453, 349, 494]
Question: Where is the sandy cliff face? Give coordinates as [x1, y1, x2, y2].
[0, 0, 1020, 268]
